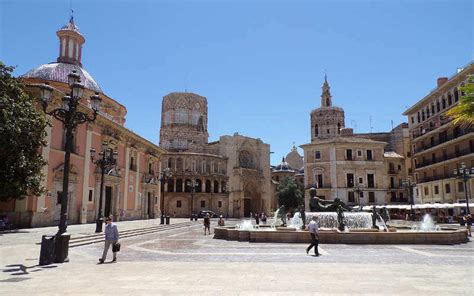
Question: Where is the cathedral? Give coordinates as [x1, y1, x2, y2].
[158, 92, 272, 218]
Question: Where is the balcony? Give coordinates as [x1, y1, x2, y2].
[412, 117, 452, 140]
[414, 128, 474, 154]
[306, 183, 332, 189]
[415, 148, 473, 169]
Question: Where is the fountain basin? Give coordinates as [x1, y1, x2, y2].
[213, 227, 468, 245]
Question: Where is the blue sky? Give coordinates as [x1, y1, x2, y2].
[1, 0, 473, 165]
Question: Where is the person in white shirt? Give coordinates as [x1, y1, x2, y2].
[306, 215, 320, 256]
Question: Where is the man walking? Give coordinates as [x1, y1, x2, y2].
[203, 213, 211, 235]
[306, 215, 320, 256]
[99, 216, 119, 264]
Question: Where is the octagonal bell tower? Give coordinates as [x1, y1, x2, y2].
[310, 75, 345, 141]
[159, 92, 209, 152]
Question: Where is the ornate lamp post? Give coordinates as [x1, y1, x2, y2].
[187, 178, 198, 217]
[38, 71, 101, 263]
[354, 183, 364, 211]
[401, 180, 416, 221]
[159, 167, 172, 215]
[90, 141, 117, 233]
[453, 162, 473, 215]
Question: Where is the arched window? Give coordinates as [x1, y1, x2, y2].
[196, 179, 202, 193]
[421, 110, 425, 121]
[185, 179, 191, 192]
[448, 93, 452, 105]
[315, 124, 319, 136]
[337, 123, 341, 134]
[175, 108, 188, 124]
[426, 107, 430, 118]
[205, 180, 211, 193]
[417, 112, 420, 123]
[176, 179, 183, 192]
[442, 97, 446, 109]
[239, 150, 254, 168]
[436, 101, 440, 112]
[213, 180, 219, 193]
[221, 181, 227, 193]
[431, 103, 435, 114]
[454, 88, 459, 102]
[168, 157, 174, 169]
[167, 179, 174, 192]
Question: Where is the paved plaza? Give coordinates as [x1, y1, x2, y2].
[0, 219, 473, 295]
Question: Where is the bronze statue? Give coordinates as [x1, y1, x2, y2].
[276, 205, 286, 226]
[337, 206, 345, 231]
[308, 187, 353, 212]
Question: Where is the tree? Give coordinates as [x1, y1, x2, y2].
[0, 62, 49, 201]
[446, 74, 474, 127]
[276, 176, 304, 210]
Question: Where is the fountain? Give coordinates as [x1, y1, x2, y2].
[213, 188, 468, 244]
[411, 214, 441, 232]
[287, 212, 304, 230]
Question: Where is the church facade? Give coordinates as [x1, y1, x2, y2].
[159, 92, 272, 218]
[0, 17, 166, 227]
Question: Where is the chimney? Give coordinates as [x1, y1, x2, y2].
[437, 77, 448, 87]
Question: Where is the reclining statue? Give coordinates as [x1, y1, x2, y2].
[308, 187, 353, 212]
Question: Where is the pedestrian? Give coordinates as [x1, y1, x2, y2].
[99, 216, 119, 264]
[261, 213, 267, 225]
[255, 213, 260, 225]
[204, 213, 211, 235]
[465, 214, 472, 237]
[218, 215, 225, 226]
[306, 215, 320, 256]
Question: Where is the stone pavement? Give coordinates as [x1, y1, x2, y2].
[0, 218, 473, 295]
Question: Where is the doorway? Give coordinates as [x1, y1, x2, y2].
[104, 186, 112, 218]
[244, 199, 251, 217]
[147, 192, 153, 218]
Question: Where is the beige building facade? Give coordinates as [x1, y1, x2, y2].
[302, 77, 412, 209]
[403, 63, 474, 209]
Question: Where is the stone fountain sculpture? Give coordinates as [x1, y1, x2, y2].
[308, 188, 353, 212]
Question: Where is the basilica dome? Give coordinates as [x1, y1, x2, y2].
[22, 62, 103, 94]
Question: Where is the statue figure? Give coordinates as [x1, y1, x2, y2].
[308, 187, 353, 212]
[371, 206, 378, 229]
[337, 205, 345, 231]
[300, 206, 306, 230]
[276, 205, 286, 226]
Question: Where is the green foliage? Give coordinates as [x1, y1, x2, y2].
[0, 62, 49, 201]
[446, 74, 474, 127]
[276, 176, 304, 210]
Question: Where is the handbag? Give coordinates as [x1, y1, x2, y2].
[112, 242, 121, 252]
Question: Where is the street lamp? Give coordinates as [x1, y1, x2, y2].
[354, 183, 364, 211]
[38, 71, 101, 263]
[453, 162, 473, 215]
[90, 141, 118, 233]
[186, 178, 198, 217]
[401, 180, 416, 221]
[159, 167, 172, 215]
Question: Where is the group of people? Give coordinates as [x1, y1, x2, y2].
[250, 212, 267, 225]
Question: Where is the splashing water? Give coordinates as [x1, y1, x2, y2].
[236, 220, 254, 230]
[411, 214, 440, 232]
[305, 212, 372, 229]
[287, 212, 304, 230]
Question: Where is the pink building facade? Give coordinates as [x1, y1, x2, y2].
[0, 17, 166, 228]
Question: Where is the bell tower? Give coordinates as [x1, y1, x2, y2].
[310, 76, 345, 141]
[56, 14, 85, 66]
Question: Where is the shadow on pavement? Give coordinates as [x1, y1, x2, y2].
[3, 263, 58, 276]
